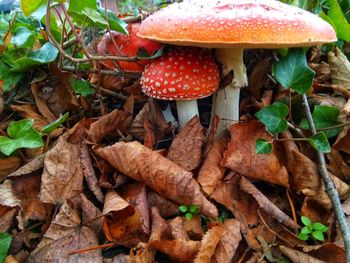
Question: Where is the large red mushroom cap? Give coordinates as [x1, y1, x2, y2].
[97, 23, 163, 72]
[138, 0, 337, 48]
[141, 47, 219, 100]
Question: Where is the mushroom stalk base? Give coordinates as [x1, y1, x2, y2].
[213, 48, 248, 136]
[176, 100, 199, 129]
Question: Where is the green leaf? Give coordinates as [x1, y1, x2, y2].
[20, 0, 46, 17]
[274, 48, 315, 94]
[0, 60, 24, 91]
[68, 0, 97, 25]
[324, 0, 350, 42]
[99, 9, 128, 34]
[11, 26, 35, 48]
[185, 212, 193, 220]
[255, 139, 272, 154]
[70, 78, 94, 96]
[312, 230, 325, 241]
[0, 233, 12, 262]
[81, 8, 107, 26]
[189, 205, 199, 214]
[178, 205, 187, 213]
[301, 216, 312, 227]
[255, 102, 289, 134]
[0, 119, 44, 156]
[308, 132, 331, 153]
[300, 105, 342, 138]
[298, 233, 309, 241]
[312, 223, 328, 233]
[41, 112, 69, 134]
[300, 226, 312, 235]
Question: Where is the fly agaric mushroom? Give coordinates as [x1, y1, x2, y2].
[138, 0, 337, 135]
[141, 46, 219, 128]
[97, 22, 163, 72]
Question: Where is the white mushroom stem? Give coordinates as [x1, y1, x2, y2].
[176, 100, 199, 128]
[213, 48, 248, 135]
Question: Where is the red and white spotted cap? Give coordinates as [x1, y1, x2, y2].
[138, 0, 336, 48]
[141, 47, 219, 100]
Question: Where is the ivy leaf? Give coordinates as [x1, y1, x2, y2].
[312, 223, 328, 233]
[178, 205, 187, 213]
[81, 8, 108, 26]
[70, 78, 94, 96]
[0, 119, 44, 156]
[11, 26, 35, 48]
[300, 105, 342, 138]
[20, 0, 46, 17]
[99, 9, 128, 34]
[0, 60, 24, 91]
[0, 233, 12, 262]
[41, 112, 69, 134]
[274, 48, 315, 94]
[68, 0, 98, 25]
[255, 138, 272, 154]
[308, 132, 331, 153]
[323, 0, 350, 42]
[312, 230, 325, 241]
[255, 102, 289, 134]
[301, 216, 312, 227]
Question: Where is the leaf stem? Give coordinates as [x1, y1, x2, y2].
[302, 94, 350, 262]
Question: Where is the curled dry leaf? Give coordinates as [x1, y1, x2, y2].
[204, 114, 220, 154]
[28, 200, 102, 263]
[194, 224, 224, 263]
[249, 58, 271, 99]
[334, 125, 350, 155]
[167, 116, 206, 172]
[0, 180, 21, 208]
[150, 240, 200, 263]
[300, 244, 345, 263]
[102, 190, 147, 246]
[282, 133, 349, 209]
[212, 219, 242, 263]
[240, 177, 299, 230]
[0, 157, 21, 180]
[198, 136, 228, 195]
[147, 191, 179, 218]
[95, 141, 218, 218]
[279, 246, 326, 263]
[128, 99, 172, 144]
[80, 194, 102, 236]
[150, 207, 170, 241]
[0, 206, 17, 232]
[8, 154, 45, 178]
[182, 215, 204, 240]
[222, 121, 289, 187]
[87, 97, 134, 144]
[11, 173, 52, 223]
[169, 217, 189, 241]
[328, 47, 350, 89]
[39, 135, 83, 205]
[80, 143, 104, 203]
[328, 150, 350, 182]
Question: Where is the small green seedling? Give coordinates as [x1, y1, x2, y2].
[179, 204, 199, 220]
[298, 216, 328, 241]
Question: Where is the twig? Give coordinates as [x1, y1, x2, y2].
[302, 94, 350, 262]
[62, 66, 141, 78]
[285, 189, 297, 226]
[68, 243, 114, 255]
[287, 122, 304, 137]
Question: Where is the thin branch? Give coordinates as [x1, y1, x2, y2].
[62, 66, 141, 78]
[302, 94, 350, 262]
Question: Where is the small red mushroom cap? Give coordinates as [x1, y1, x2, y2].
[141, 47, 219, 100]
[97, 23, 163, 72]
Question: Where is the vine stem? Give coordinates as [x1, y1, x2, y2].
[302, 94, 350, 262]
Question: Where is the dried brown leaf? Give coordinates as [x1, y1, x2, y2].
[300, 244, 345, 263]
[249, 58, 270, 99]
[80, 143, 104, 203]
[204, 114, 220, 154]
[182, 215, 204, 240]
[8, 154, 44, 178]
[328, 150, 350, 181]
[334, 125, 350, 154]
[198, 136, 228, 195]
[129, 242, 155, 263]
[80, 194, 102, 236]
[95, 141, 218, 218]
[11, 173, 52, 223]
[87, 100, 133, 144]
[147, 191, 179, 218]
[222, 121, 289, 187]
[169, 217, 189, 241]
[128, 99, 171, 142]
[194, 225, 224, 263]
[328, 47, 350, 89]
[212, 219, 242, 263]
[240, 177, 298, 230]
[39, 136, 83, 205]
[0, 157, 21, 180]
[168, 116, 205, 171]
[150, 207, 170, 241]
[0, 206, 17, 232]
[279, 245, 326, 263]
[0, 180, 21, 208]
[102, 190, 146, 246]
[150, 240, 200, 263]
